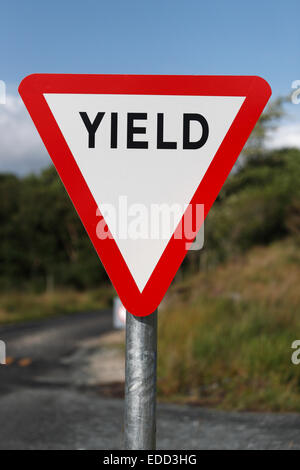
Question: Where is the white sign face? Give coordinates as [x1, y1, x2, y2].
[44, 93, 245, 291]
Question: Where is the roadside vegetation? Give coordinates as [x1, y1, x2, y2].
[158, 239, 300, 411]
[157, 119, 300, 411]
[0, 287, 113, 324]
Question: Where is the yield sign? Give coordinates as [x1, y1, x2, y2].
[19, 74, 271, 316]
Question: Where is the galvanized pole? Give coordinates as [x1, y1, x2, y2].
[124, 309, 157, 450]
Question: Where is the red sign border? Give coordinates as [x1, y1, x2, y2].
[19, 74, 271, 316]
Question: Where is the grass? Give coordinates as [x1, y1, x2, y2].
[0, 286, 114, 325]
[1, 239, 300, 412]
[158, 239, 300, 411]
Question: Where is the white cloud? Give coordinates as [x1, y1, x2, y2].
[0, 94, 50, 175]
[267, 123, 300, 150]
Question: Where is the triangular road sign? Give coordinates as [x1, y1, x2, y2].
[19, 74, 271, 316]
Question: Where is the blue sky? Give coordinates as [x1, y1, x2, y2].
[1, 0, 300, 173]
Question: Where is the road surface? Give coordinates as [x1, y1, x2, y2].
[0, 310, 299, 450]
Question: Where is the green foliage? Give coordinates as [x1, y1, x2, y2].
[242, 97, 286, 160]
[0, 166, 108, 291]
[2, 146, 300, 291]
[200, 147, 300, 267]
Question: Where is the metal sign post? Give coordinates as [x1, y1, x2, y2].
[124, 310, 157, 450]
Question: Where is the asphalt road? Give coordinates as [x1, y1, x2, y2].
[0, 311, 300, 450]
[0, 310, 112, 396]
